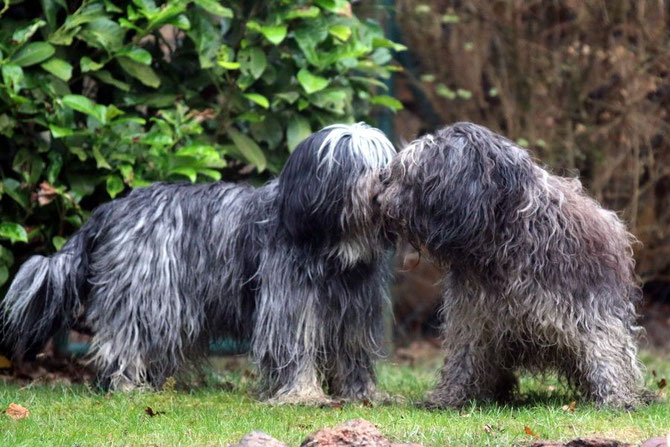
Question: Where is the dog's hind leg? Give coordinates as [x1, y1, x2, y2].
[561, 310, 645, 408]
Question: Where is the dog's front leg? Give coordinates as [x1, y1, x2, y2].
[252, 272, 330, 405]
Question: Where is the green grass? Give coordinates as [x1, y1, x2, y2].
[1, 352, 669, 446]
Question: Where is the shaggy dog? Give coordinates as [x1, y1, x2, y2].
[2, 123, 396, 403]
[377, 122, 647, 408]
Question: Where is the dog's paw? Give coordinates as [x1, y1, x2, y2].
[267, 388, 333, 406]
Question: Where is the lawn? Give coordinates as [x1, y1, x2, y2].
[1, 350, 669, 446]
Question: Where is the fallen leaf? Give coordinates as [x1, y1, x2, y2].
[561, 401, 577, 412]
[524, 426, 539, 438]
[320, 400, 344, 409]
[145, 406, 164, 417]
[657, 378, 666, 390]
[6, 403, 29, 419]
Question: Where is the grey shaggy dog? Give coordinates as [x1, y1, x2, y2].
[377, 122, 647, 408]
[2, 123, 396, 404]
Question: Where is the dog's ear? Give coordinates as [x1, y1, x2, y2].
[277, 132, 345, 247]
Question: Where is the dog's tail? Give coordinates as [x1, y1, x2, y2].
[2, 230, 89, 361]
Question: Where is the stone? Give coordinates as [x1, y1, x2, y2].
[230, 430, 287, 447]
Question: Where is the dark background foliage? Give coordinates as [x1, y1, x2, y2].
[0, 0, 401, 289]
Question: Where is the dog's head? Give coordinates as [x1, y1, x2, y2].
[277, 123, 396, 260]
[376, 122, 536, 259]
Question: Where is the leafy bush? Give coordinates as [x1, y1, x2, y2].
[0, 0, 402, 287]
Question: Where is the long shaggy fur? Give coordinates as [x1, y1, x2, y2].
[2, 123, 396, 403]
[378, 122, 647, 408]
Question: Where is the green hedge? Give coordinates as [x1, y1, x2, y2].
[0, 0, 403, 287]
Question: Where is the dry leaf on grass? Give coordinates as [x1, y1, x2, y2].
[145, 407, 165, 417]
[561, 401, 577, 412]
[321, 400, 344, 409]
[524, 426, 539, 438]
[5, 403, 29, 419]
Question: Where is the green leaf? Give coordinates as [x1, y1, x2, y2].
[194, 0, 233, 17]
[0, 265, 8, 287]
[0, 244, 14, 266]
[167, 14, 191, 30]
[294, 21, 328, 66]
[170, 167, 197, 183]
[40, 58, 73, 81]
[80, 18, 124, 51]
[275, 91, 300, 104]
[218, 61, 240, 70]
[80, 56, 104, 72]
[175, 144, 214, 157]
[12, 19, 47, 45]
[456, 88, 472, 99]
[52, 236, 67, 251]
[0, 223, 28, 244]
[106, 175, 124, 198]
[309, 88, 348, 114]
[436, 83, 456, 99]
[371, 95, 403, 112]
[49, 125, 74, 138]
[41, 0, 65, 29]
[287, 115, 311, 152]
[62, 94, 107, 123]
[238, 47, 266, 79]
[2, 65, 24, 93]
[11, 42, 56, 67]
[236, 111, 265, 123]
[297, 68, 329, 95]
[228, 128, 267, 172]
[314, 0, 337, 11]
[46, 152, 63, 183]
[141, 131, 173, 146]
[442, 14, 460, 23]
[350, 76, 388, 90]
[243, 93, 269, 109]
[260, 26, 287, 45]
[103, 0, 122, 13]
[250, 117, 282, 149]
[3, 179, 29, 209]
[92, 70, 131, 91]
[284, 6, 320, 20]
[117, 46, 152, 65]
[198, 168, 222, 181]
[118, 56, 161, 88]
[188, 11, 220, 68]
[92, 146, 112, 169]
[372, 37, 407, 52]
[329, 25, 351, 42]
